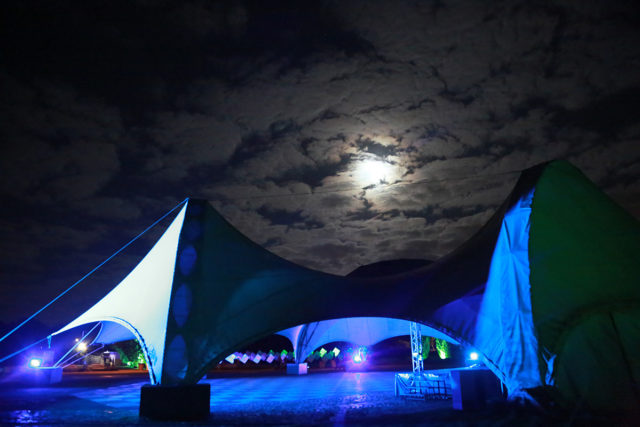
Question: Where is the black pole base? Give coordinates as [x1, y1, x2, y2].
[140, 383, 210, 421]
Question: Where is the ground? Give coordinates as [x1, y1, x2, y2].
[0, 368, 620, 425]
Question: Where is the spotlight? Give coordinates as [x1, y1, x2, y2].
[352, 346, 367, 364]
[28, 357, 43, 368]
[77, 342, 87, 352]
[469, 351, 479, 361]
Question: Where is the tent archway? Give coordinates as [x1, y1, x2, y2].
[188, 316, 484, 386]
[78, 320, 158, 383]
[275, 316, 462, 365]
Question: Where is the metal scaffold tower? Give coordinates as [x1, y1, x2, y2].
[394, 322, 451, 400]
[409, 321, 423, 375]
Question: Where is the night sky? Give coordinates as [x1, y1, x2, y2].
[1, 0, 639, 328]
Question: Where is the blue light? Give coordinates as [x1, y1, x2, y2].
[28, 357, 43, 368]
[352, 346, 367, 364]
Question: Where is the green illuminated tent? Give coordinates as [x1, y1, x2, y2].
[528, 162, 640, 411]
[50, 160, 639, 413]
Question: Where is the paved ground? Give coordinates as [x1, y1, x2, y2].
[0, 368, 604, 425]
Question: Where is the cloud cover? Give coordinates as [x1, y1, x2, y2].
[0, 0, 639, 324]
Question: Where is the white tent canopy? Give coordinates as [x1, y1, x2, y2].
[277, 317, 459, 363]
[52, 204, 187, 383]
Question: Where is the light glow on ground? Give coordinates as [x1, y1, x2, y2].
[70, 371, 397, 409]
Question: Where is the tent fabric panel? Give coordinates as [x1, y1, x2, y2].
[553, 309, 640, 413]
[161, 199, 351, 384]
[529, 160, 640, 411]
[611, 309, 640, 392]
[274, 325, 304, 360]
[93, 321, 136, 344]
[530, 161, 640, 351]
[430, 163, 545, 365]
[292, 317, 459, 362]
[52, 204, 187, 384]
[474, 187, 540, 393]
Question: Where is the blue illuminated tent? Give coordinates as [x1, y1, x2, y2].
[47, 160, 639, 412]
[276, 317, 458, 364]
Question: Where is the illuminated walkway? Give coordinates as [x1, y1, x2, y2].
[0, 370, 555, 424]
[70, 371, 457, 424]
[2, 371, 429, 425]
[73, 371, 397, 409]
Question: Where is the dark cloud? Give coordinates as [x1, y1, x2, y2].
[257, 206, 323, 230]
[273, 154, 353, 188]
[551, 88, 640, 135]
[355, 137, 398, 158]
[319, 194, 352, 209]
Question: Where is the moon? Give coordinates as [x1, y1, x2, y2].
[354, 158, 398, 187]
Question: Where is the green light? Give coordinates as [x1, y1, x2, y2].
[319, 348, 327, 358]
[332, 347, 340, 357]
[435, 339, 450, 359]
[422, 336, 430, 360]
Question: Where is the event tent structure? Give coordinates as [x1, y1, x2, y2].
[276, 317, 458, 365]
[48, 160, 639, 412]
